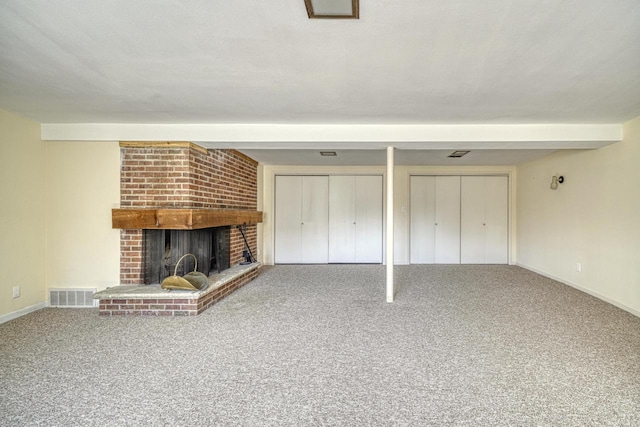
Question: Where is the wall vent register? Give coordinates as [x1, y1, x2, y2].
[49, 289, 97, 308]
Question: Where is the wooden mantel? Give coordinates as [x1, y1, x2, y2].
[112, 208, 263, 230]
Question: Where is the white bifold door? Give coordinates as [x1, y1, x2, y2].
[460, 176, 508, 264]
[328, 175, 383, 263]
[275, 175, 329, 264]
[410, 176, 461, 263]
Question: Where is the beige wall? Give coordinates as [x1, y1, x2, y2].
[260, 164, 516, 265]
[1, 109, 121, 321]
[517, 115, 640, 316]
[0, 110, 47, 318]
[45, 141, 121, 292]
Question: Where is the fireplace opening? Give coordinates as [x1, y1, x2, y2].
[142, 227, 230, 285]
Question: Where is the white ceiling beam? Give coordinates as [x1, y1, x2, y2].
[41, 123, 622, 149]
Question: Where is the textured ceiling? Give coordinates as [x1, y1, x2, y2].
[1, 0, 639, 125]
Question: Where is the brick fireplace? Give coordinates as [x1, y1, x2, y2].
[95, 141, 262, 316]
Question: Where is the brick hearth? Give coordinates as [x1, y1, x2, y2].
[95, 263, 259, 316]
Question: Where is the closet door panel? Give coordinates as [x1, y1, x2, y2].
[300, 176, 329, 263]
[435, 176, 461, 264]
[484, 176, 508, 264]
[460, 176, 508, 264]
[460, 176, 486, 264]
[274, 176, 302, 264]
[355, 175, 383, 263]
[329, 175, 356, 263]
[410, 176, 436, 263]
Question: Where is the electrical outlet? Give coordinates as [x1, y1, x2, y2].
[576, 263, 582, 273]
[12, 285, 20, 298]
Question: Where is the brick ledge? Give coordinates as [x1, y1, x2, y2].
[95, 263, 260, 316]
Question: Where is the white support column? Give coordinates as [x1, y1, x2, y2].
[386, 146, 394, 303]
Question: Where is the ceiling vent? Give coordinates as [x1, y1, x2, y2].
[320, 151, 337, 156]
[448, 150, 470, 158]
[305, 0, 359, 19]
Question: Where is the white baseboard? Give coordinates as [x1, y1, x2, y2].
[0, 302, 47, 325]
[517, 263, 640, 319]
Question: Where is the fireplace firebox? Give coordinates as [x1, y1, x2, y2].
[143, 227, 230, 285]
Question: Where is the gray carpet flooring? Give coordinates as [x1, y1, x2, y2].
[1, 265, 639, 426]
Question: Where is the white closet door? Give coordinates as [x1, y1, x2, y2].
[435, 176, 461, 263]
[410, 176, 436, 263]
[484, 176, 508, 264]
[460, 176, 486, 263]
[275, 176, 302, 263]
[355, 175, 383, 263]
[460, 176, 508, 264]
[329, 176, 356, 263]
[300, 176, 329, 263]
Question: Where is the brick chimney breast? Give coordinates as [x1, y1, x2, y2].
[117, 142, 259, 284]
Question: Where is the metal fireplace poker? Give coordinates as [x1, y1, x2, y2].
[238, 223, 256, 265]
